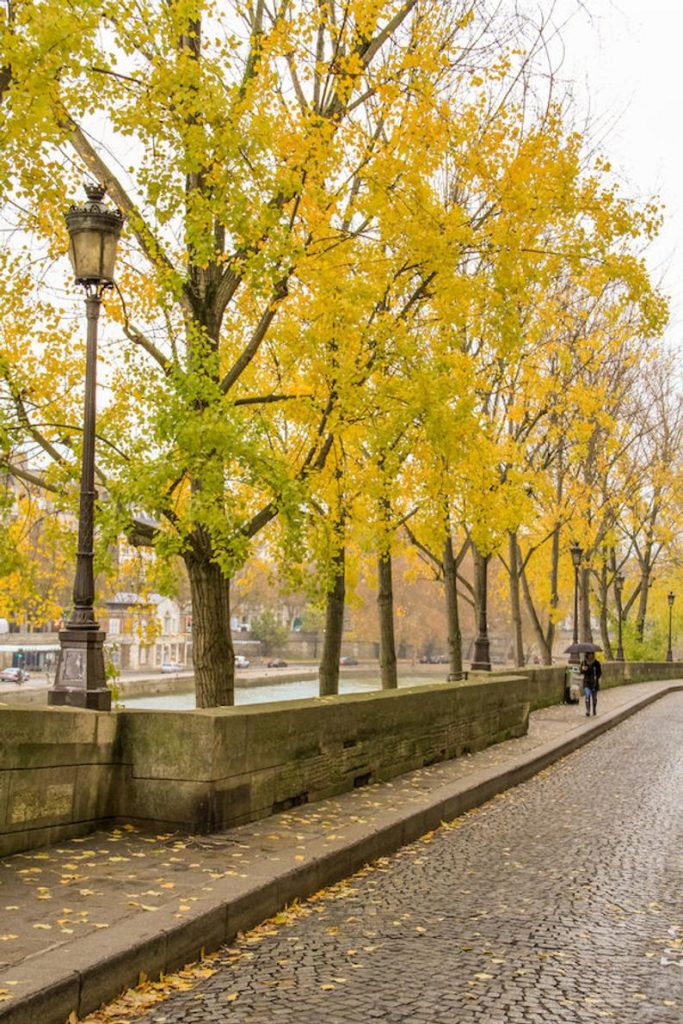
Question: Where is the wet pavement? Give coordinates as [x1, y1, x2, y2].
[1, 680, 680, 1023]
[120, 694, 682, 1024]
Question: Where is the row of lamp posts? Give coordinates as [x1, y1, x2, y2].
[44, 184, 678, 710]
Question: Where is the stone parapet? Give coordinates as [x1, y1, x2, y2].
[2, 662, 680, 858]
[0, 676, 528, 856]
[503, 660, 683, 710]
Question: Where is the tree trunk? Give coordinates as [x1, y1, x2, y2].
[184, 538, 233, 708]
[508, 532, 525, 667]
[471, 546, 491, 670]
[635, 549, 653, 643]
[319, 546, 345, 695]
[579, 565, 593, 643]
[378, 550, 397, 688]
[597, 562, 613, 659]
[519, 563, 552, 664]
[443, 533, 463, 680]
[546, 522, 561, 657]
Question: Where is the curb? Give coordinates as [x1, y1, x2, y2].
[1, 682, 681, 1024]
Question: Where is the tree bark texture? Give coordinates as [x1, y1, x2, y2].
[597, 562, 613, 659]
[184, 542, 234, 708]
[443, 533, 463, 680]
[519, 564, 552, 665]
[508, 532, 525, 667]
[579, 565, 593, 643]
[547, 522, 560, 658]
[378, 550, 398, 689]
[636, 561, 653, 643]
[319, 546, 345, 696]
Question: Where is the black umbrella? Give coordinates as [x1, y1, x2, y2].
[564, 642, 603, 654]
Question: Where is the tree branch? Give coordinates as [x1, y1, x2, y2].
[115, 284, 173, 374]
[219, 276, 290, 394]
[0, 461, 60, 493]
[233, 392, 312, 407]
[67, 118, 179, 285]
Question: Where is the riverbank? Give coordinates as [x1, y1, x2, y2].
[0, 663, 381, 706]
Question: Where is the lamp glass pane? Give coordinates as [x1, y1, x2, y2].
[100, 232, 119, 282]
[72, 229, 105, 281]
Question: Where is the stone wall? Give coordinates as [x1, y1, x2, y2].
[2, 662, 680, 858]
[0, 709, 120, 856]
[506, 660, 683, 710]
[0, 675, 529, 857]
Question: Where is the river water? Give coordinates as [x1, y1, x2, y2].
[119, 674, 439, 710]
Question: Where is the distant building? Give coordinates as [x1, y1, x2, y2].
[103, 592, 192, 671]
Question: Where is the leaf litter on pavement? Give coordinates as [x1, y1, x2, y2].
[73, 812, 497, 1022]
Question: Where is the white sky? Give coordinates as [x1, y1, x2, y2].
[554, 0, 683, 349]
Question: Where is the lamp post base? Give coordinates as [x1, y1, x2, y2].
[470, 636, 491, 672]
[48, 628, 111, 711]
[666, 650, 673, 663]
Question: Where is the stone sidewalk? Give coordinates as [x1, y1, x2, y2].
[0, 678, 680, 1024]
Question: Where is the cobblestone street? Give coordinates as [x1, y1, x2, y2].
[125, 693, 683, 1024]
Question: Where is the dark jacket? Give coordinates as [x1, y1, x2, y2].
[580, 658, 601, 689]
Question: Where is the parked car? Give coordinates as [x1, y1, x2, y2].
[0, 667, 29, 683]
[339, 655, 358, 666]
[234, 654, 250, 669]
[160, 661, 183, 673]
[267, 658, 288, 668]
[418, 654, 448, 664]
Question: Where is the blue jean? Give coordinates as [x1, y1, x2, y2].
[584, 686, 597, 713]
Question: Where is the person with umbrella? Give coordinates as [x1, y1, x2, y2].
[580, 647, 602, 716]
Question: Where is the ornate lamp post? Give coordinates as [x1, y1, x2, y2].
[614, 572, 625, 662]
[568, 542, 583, 665]
[470, 551, 491, 671]
[666, 591, 675, 663]
[48, 184, 124, 711]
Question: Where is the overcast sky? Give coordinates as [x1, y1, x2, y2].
[554, 0, 683, 347]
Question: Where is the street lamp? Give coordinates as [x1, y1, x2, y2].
[666, 591, 675, 663]
[48, 183, 123, 711]
[614, 572, 625, 662]
[568, 542, 583, 666]
[470, 552, 491, 671]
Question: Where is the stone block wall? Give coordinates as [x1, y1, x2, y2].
[2, 663, 680, 857]
[509, 660, 683, 710]
[0, 707, 119, 856]
[0, 676, 528, 856]
[116, 675, 529, 833]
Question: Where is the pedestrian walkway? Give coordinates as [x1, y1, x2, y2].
[0, 679, 680, 1024]
[129, 692, 683, 1024]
